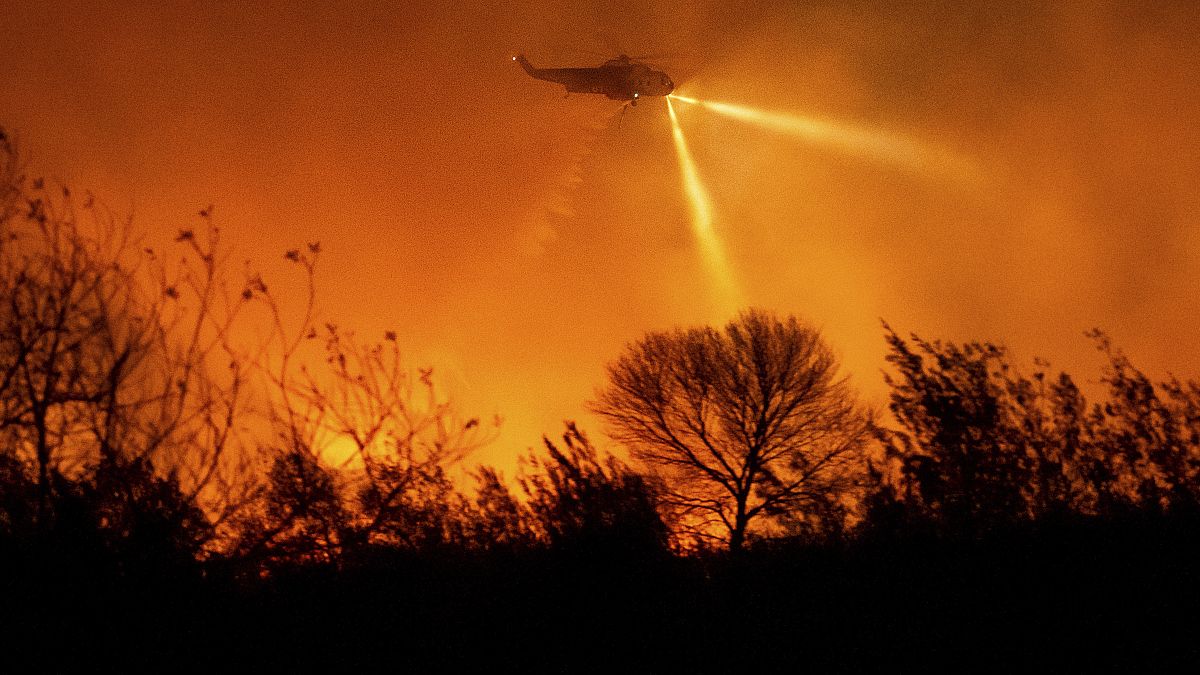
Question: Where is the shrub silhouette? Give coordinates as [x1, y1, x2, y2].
[521, 421, 669, 557]
[872, 324, 1200, 539]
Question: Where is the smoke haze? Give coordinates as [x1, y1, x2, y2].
[3, 0, 1198, 467]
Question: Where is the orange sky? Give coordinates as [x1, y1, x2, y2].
[3, 0, 1199, 470]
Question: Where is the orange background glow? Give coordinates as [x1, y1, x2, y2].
[3, 1, 1199, 470]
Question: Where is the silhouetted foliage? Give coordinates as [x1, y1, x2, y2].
[235, 312, 498, 567]
[355, 460, 465, 550]
[876, 327, 1035, 532]
[593, 308, 873, 551]
[521, 421, 669, 556]
[463, 465, 531, 550]
[871, 324, 1200, 540]
[0, 129, 253, 558]
[0, 452, 207, 584]
[230, 447, 348, 570]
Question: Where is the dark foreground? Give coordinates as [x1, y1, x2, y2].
[7, 517, 1198, 672]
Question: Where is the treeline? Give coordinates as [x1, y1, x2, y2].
[870, 327, 1200, 536]
[2, 128, 1198, 667]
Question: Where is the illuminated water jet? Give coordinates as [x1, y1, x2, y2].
[670, 95, 977, 178]
[666, 97, 740, 308]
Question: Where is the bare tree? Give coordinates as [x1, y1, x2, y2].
[225, 245, 500, 566]
[0, 128, 255, 546]
[0, 127, 496, 570]
[296, 324, 498, 551]
[592, 309, 873, 552]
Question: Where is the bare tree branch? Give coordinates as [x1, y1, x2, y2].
[592, 309, 873, 552]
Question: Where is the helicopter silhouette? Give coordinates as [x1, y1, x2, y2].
[513, 53, 674, 106]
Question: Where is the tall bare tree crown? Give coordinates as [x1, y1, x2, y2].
[591, 309, 872, 551]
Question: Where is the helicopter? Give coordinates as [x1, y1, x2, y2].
[513, 53, 674, 106]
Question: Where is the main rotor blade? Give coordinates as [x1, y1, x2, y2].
[566, 47, 612, 59]
[624, 52, 687, 62]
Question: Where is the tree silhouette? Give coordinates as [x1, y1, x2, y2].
[1086, 330, 1200, 513]
[0, 130, 252, 546]
[872, 325, 1200, 537]
[876, 327, 1035, 532]
[520, 422, 668, 556]
[592, 309, 872, 552]
[296, 324, 495, 551]
[462, 466, 531, 550]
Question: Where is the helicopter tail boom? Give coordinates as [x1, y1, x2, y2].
[513, 54, 539, 78]
[513, 55, 591, 87]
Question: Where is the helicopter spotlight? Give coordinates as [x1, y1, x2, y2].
[513, 53, 673, 106]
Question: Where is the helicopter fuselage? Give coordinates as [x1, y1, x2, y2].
[514, 55, 674, 105]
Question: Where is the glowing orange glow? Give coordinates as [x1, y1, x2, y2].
[6, 3, 1200, 477]
[666, 97, 740, 310]
[670, 95, 978, 179]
